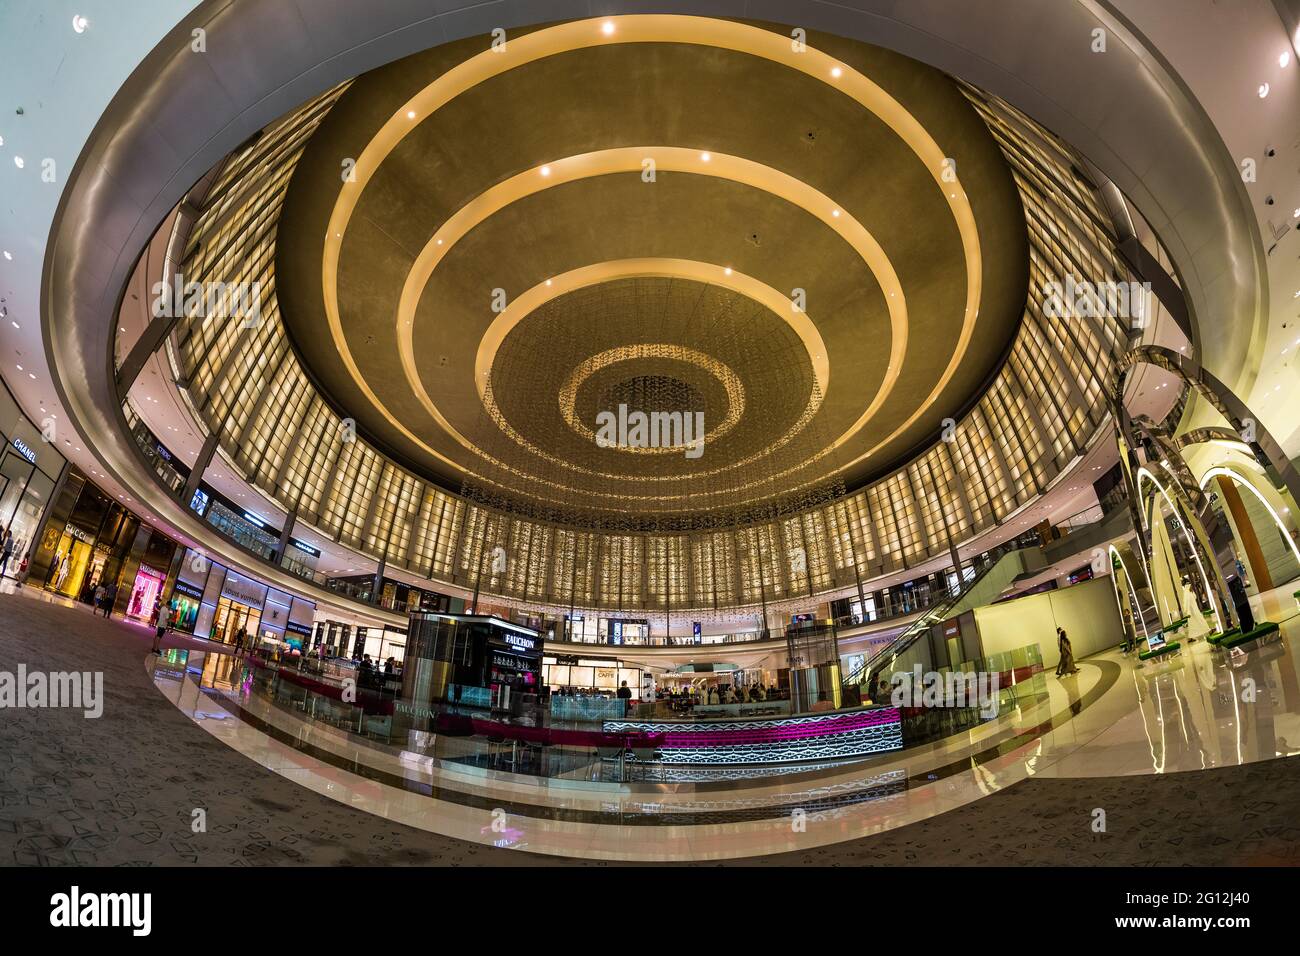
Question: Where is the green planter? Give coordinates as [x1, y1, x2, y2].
[1218, 622, 1280, 650]
[1207, 627, 1240, 646]
[1139, 640, 1181, 661]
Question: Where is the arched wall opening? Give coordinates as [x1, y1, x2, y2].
[1199, 465, 1300, 594]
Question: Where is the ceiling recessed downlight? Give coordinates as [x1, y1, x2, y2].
[71, 14, 88, 33]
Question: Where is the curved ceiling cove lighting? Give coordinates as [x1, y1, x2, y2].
[402, 147, 885, 453]
[66, 2, 1160, 625]
[476, 258, 827, 456]
[322, 15, 984, 493]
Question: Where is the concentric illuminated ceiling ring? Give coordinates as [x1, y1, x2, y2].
[557, 344, 746, 453]
[400, 149, 886, 473]
[476, 259, 828, 485]
[321, 14, 982, 487]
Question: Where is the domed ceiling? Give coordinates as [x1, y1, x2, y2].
[274, 16, 1028, 525]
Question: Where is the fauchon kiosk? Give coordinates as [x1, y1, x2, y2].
[399, 612, 541, 722]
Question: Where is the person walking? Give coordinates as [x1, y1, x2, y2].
[1056, 626, 1079, 676]
[0, 529, 13, 578]
[101, 582, 117, 618]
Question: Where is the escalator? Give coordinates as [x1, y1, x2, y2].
[840, 545, 1041, 695]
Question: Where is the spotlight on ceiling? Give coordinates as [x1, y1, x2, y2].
[1282, 51, 1292, 68]
[13, 156, 23, 169]
[71, 14, 88, 33]
[830, 65, 843, 78]
[1258, 82, 1270, 98]
[2, 251, 10, 260]
[540, 165, 551, 177]
[601, 20, 615, 36]
[406, 110, 416, 119]
[700, 151, 711, 162]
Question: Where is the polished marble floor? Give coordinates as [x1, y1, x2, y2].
[143, 586, 1300, 862]
[3, 580, 1299, 864]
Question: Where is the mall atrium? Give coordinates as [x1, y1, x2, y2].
[2, 0, 1300, 880]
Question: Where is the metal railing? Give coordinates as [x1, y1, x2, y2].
[840, 540, 1032, 690]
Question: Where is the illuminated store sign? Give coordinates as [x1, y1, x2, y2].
[502, 633, 536, 653]
[220, 572, 267, 608]
[173, 580, 204, 600]
[288, 538, 320, 557]
[10, 437, 36, 464]
[64, 524, 96, 545]
[242, 511, 267, 528]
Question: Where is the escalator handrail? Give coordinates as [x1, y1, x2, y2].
[841, 546, 1028, 688]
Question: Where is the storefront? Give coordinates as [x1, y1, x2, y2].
[401, 613, 542, 712]
[0, 381, 67, 580]
[211, 569, 266, 644]
[543, 654, 643, 695]
[122, 561, 168, 622]
[40, 480, 140, 604]
[47, 523, 96, 597]
[284, 620, 313, 652]
[172, 547, 317, 650]
[167, 579, 204, 633]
